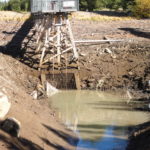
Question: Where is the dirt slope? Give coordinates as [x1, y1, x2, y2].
[70, 19, 150, 95]
[0, 53, 77, 150]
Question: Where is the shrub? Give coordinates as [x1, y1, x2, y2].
[80, 0, 88, 11]
[6, 0, 21, 12]
[132, 0, 150, 18]
[0, 0, 30, 12]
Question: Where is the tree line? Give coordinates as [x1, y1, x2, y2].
[80, 0, 134, 11]
[0, 0, 149, 18]
[0, 0, 30, 11]
[80, 0, 150, 18]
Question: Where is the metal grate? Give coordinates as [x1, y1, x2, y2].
[47, 73, 77, 89]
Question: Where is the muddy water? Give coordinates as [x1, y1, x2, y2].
[50, 90, 149, 150]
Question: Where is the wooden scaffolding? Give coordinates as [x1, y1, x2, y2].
[34, 13, 80, 89]
[34, 13, 79, 71]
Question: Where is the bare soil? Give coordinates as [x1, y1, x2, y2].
[0, 53, 77, 150]
[71, 19, 150, 94]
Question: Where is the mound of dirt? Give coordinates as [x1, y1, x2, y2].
[78, 43, 150, 93]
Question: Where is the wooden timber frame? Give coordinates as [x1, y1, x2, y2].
[33, 13, 80, 89]
[34, 13, 78, 70]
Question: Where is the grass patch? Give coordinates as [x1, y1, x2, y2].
[0, 11, 30, 21]
[71, 11, 133, 21]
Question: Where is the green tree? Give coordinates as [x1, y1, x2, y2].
[121, 0, 135, 10]
[0, 2, 4, 10]
[80, 0, 127, 11]
[21, 0, 30, 11]
[7, 0, 21, 11]
[0, 1, 8, 10]
[132, 0, 150, 18]
[80, 0, 88, 10]
[80, 0, 104, 11]
[2, 0, 30, 11]
[87, 0, 96, 11]
[94, 0, 104, 10]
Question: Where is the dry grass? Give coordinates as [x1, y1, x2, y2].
[71, 11, 133, 21]
[0, 11, 30, 21]
[0, 11, 133, 22]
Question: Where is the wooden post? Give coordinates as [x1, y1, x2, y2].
[74, 72, 81, 90]
[39, 29, 48, 70]
[74, 39, 124, 43]
[41, 73, 46, 89]
[66, 16, 78, 60]
[57, 22, 61, 66]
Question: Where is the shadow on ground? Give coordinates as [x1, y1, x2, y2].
[93, 11, 128, 17]
[0, 133, 44, 150]
[40, 137, 68, 150]
[0, 18, 34, 57]
[41, 123, 78, 150]
[119, 28, 150, 39]
[0, 123, 79, 150]
[0, 18, 39, 69]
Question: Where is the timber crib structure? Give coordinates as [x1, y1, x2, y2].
[31, 0, 79, 70]
[34, 14, 79, 70]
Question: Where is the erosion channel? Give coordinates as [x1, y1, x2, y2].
[49, 90, 150, 150]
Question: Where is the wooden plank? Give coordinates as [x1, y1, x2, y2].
[57, 25, 61, 65]
[41, 69, 78, 75]
[39, 30, 48, 70]
[41, 73, 46, 89]
[42, 47, 72, 64]
[66, 17, 78, 59]
[74, 72, 81, 90]
[74, 39, 124, 43]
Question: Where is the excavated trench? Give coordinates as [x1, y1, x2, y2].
[0, 17, 150, 150]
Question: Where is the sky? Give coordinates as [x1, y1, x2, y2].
[0, 0, 9, 2]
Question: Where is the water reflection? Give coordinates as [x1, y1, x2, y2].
[76, 126, 127, 150]
[50, 90, 149, 150]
